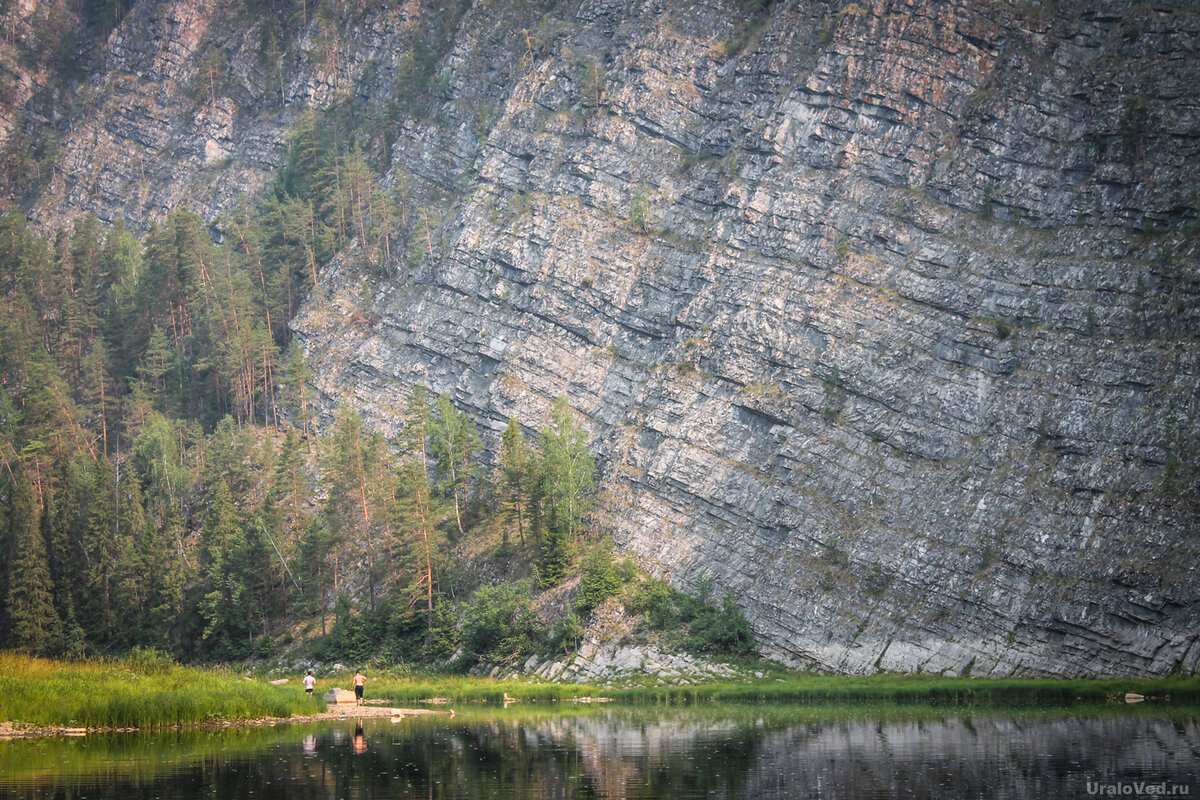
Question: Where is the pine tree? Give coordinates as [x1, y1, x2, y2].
[321, 405, 368, 608]
[78, 341, 117, 455]
[278, 348, 316, 438]
[198, 479, 254, 659]
[497, 417, 534, 548]
[395, 386, 440, 637]
[3, 467, 62, 654]
[271, 426, 312, 573]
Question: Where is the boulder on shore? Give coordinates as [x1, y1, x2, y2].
[323, 688, 357, 705]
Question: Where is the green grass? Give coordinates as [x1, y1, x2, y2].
[0, 652, 324, 728]
[340, 668, 1200, 708]
[7, 654, 1198, 730]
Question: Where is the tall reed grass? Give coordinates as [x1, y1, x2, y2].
[0, 652, 323, 728]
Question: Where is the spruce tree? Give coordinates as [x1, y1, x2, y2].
[497, 417, 534, 547]
[198, 479, 254, 659]
[4, 467, 62, 654]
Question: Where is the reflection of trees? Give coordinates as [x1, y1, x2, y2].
[10, 711, 1198, 799]
[572, 713, 768, 799]
[433, 711, 771, 799]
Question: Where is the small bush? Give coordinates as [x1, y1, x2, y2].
[684, 590, 756, 658]
[575, 543, 621, 615]
[628, 576, 680, 630]
[629, 185, 653, 232]
[553, 612, 584, 655]
[127, 646, 176, 674]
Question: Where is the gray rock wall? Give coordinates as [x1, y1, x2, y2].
[293, 0, 1200, 677]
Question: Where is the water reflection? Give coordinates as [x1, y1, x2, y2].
[353, 719, 367, 755]
[0, 705, 1196, 799]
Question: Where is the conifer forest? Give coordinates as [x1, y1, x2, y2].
[0, 126, 613, 665]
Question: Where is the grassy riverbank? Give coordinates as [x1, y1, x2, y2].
[0, 652, 323, 729]
[5, 653, 1198, 731]
[347, 669, 1200, 707]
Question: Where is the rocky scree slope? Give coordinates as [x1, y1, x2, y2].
[7, 0, 1200, 677]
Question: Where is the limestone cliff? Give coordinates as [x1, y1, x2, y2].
[7, 0, 1200, 676]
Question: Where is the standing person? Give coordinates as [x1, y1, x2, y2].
[303, 670, 316, 696]
[353, 669, 367, 705]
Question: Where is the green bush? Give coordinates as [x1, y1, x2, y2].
[627, 576, 678, 629]
[684, 591, 756, 657]
[553, 612, 584, 655]
[575, 543, 621, 615]
[461, 580, 541, 665]
[624, 575, 756, 658]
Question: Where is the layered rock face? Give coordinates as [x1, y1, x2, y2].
[16, 0, 449, 232]
[11, 0, 1200, 676]
[295, 0, 1200, 677]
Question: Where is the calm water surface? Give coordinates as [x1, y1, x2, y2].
[1, 704, 1196, 799]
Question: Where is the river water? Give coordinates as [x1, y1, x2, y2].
[1, 704, 1196, 799]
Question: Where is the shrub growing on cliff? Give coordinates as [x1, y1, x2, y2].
[629, 185, 653, 232]
[627, 576, 757, 658]
[574, 542, 621, 615]
[685, 590, 756, 657]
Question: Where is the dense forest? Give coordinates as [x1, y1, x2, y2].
[0, 119, 754, 667]
[0, 114, 565, 661]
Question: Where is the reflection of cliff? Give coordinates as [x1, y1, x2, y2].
[472, 712, 1200, 800]
[3, 712, 1197, 797]
[7, 0, 1200, 677]
[740, 715, 1200, 800]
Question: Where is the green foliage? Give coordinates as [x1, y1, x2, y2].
[574, 542, 621, 615]
[536, 525, 573, 589]
[315, 594, 386, 665]
[553, 612, 584, 655]
[461, 580, 541, 666]
[628, 576, 678, 630]
[496, 418, 536, 549]
[539, 396, 595, 543]
[429, 393, 482, 535]
[684, 590, 757, 657]
[627, 576, 757, 658]
[629, 184, 653, 232]
[4, 467, 61, 655]
[834, 235, 853, 261]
